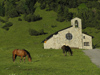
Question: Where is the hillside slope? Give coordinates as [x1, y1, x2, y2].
[0, 3, 100, 49]
[0, 7, 71, 50]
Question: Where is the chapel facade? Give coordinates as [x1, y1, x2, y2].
[43, 17, 92, 49]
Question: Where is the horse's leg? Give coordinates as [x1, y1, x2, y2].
[15, 55, 17, 60]
[66, 51, 67, 56]
[20, 56, 23, 62]
[69, 49, 73, 56]
[63, 49, 66, 56]
[13, 55, 17, 62]
[70, 50, 73, 56]
[24, 57, 25, 62]
[64, 52, 67, 56]
[13, 54, 17, 62]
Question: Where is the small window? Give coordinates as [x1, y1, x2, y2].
[75, 20, 78, 28]
[66, 33, 73, 40]
[83, 36, 85, 39]
[84, 42, 89, 46]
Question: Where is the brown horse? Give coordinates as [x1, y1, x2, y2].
[12, 49, 32, 62]
[61, 45, 73, 56]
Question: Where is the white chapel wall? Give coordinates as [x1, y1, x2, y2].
[44, 17, 93, 49]
[82, 34, 92, 49]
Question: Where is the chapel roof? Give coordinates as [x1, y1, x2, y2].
[41, 26, 72, 43]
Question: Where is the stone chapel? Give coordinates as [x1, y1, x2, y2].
[43, 17, 92, 49]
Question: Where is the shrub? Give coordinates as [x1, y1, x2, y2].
[40, 3, 46, 9]
[33, 15, 42, 21]
[56, 15, 65, 22]
[23, 14, 31, 22]
[39, 29, 46, 35]
[51, 25, 57, 28]
[23, 14, 42, 22]
[0, 3, 5, 16]
[29, 29, 39, 36]
[29, 29, 47, 36]
[18, 18, 22, 21]
[2, 22, 13, 31]
[0, 18, 6, 23]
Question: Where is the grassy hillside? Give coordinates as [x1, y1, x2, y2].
[0, 6, 100, 49]
[0, 1, 100, 48]
[0, 6, 71, 50]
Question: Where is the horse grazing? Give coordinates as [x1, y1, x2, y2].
[12, 49, 32, 62]
[61, 45, 73, 56]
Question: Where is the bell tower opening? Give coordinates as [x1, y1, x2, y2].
[75, 20, 78, 28]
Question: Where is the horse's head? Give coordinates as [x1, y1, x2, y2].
[28, 57, 32, 62]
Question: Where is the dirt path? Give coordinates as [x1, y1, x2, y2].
[83, 49, 100, 68]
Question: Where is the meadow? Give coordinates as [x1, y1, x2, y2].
[0, 3, 100, 75]
[0, 48, 100, 75]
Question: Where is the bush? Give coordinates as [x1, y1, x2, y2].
[0, 18, 6, 23]
[18, 18, 22, 21]
[40, 3, 46, 9]
[23, 14, 42, 22]
[2, 22, 13, 31]
[56, 15, 65, 22]
[93, 43, 100, 49]
[5, 8, 19, 18]
[39, 29, 46, 35]
[29, 29, 47, 36]
[29, 29, 39, 36]
[51, 25, 57, 28]
[0, 3, 5, 16]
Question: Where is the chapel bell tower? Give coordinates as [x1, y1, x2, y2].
[71, 17, 82, 33]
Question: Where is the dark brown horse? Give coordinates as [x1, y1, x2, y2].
[12, 49, 32, 62]
[61, 45, 73, 56]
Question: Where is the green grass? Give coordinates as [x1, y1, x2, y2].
[0, 48, 100, 75]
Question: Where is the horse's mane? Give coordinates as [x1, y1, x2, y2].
[23, 49, 32, 59]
